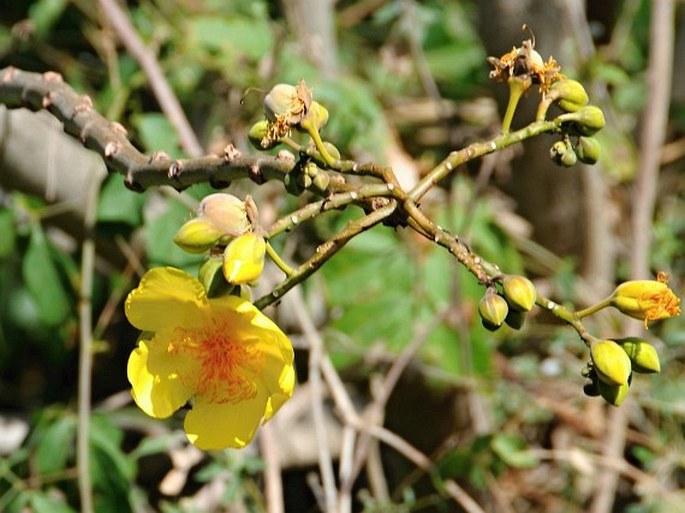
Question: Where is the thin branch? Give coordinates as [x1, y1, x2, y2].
[76, 172, 99, 513]
[95, 0, 203, 157]
[259, 423, 284, 513]
[290, 287, 337, 513]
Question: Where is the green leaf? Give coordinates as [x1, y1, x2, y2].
[131, 113, 182, 157]
[28, 0, 68, 38]
[0, 209, 16, 258]
[98, 175, 146, 226]
[35, 415, 76, 475]
[29, 492, 76, 513]
[23, 224, 70, 326]
[188, 16, 273, 61]
[145, 198, 204, 269]
[490, 433, 538, 468]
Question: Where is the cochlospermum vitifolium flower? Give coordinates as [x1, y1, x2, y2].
[610, 272, 681, 328]
[125, 267, 295, 450]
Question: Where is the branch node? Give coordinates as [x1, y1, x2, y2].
[110, 121, 128, 137]
[168, 159, 183, 179]
[150, 151, 170, 163]
[73, 95, 94, 116]
[42, 71, 63, 83]
[42, 92, 54, 108]
[223, 144, 241, 161]
[2, 66, 16, 83]
[249, 162, 266, 184]
[124, 175, 143, 192]
[104, 141, 121, 158]
[276, 149, 295, 162]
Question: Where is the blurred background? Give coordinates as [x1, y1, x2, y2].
[0, 1, 684, 512]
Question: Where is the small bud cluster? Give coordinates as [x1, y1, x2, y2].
[248, 80, 339, 193]
[583, 337, 661, 406]
[547, 79, 605, 167]
[173, 193, 267, 299]
[478, 275, 537, 332]
[577, 273, 679, 406]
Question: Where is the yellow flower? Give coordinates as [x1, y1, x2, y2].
[223, 232, 266, 285]
[610, 274, 681, 328]
[125, 267, 295, 450]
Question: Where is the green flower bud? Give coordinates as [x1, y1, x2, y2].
[198, 193, 251, 238]
[478, 289, 509, 331]
[614, 337, 661, 374]
[312, 172, 330, 191]
[597, 379, 630, 407]
[173, 217, 223, 254]
[502, 275, 537, 312]
[504, 309, 526, 330]
[248, 120, 278, 150]
[297, 173, 313, 188]
[550, 79, 589, 112]
[576, 136, 600, 165]
[591, 339, 632, 386]
[559, 106, 606, 136]
[550, 140, 566, 160]
[560, 146, 577, 167]
[300, 100, 329, 132]
[322, 141, 340, 161]
[198, 256, 233, 297]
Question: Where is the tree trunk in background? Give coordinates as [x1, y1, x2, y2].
[282, 0, 338, 78]
[476, 0, 593, 259]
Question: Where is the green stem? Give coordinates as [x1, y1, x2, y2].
[265, 240, 294, 277]
[408, 119, 558, 202]
[303, 122, 337, 168]
[501, 77, 529, 134]
[575, 297, 613, 319]
[536, 294, 592, 345]
[255, 201, 397, 309]
[267, 183, 401, 238]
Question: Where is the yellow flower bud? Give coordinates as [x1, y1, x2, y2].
[478, 289, 509, 331]
[614, 337, 661, 374]
[222, 232, 266, 285]
[597, 379, 630, 407]
[502, 275, 537, 312]
[591, 339, 632, 386]
[198, 193, 251, 238]
[610, 276, 681, 327]
[173, 217, 223, 254]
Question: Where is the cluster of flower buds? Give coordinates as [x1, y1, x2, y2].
[583, 337, 661, 406]
[173, 193, 267, 298]
[577, 274, 679, 406]
[478, 275, 537, 331]
[546, 79, 605, 167]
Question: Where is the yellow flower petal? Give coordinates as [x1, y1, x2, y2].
[264, 364, 296, 422]
[611, 278, 681, 327]
[126, 267, 207, 331]
[184, 390, 269, 450]
[127, 332, 195, 418]
[222, 233, 266, 285]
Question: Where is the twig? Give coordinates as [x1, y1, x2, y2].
[254, 201, 398, 309]
[259, 423, 284, 513]
[290, 287, 337, 513]
[76, 171, 99, 513]
[95, 0, 203, 157]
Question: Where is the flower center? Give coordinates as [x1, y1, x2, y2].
[174, 319, 263, 404]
